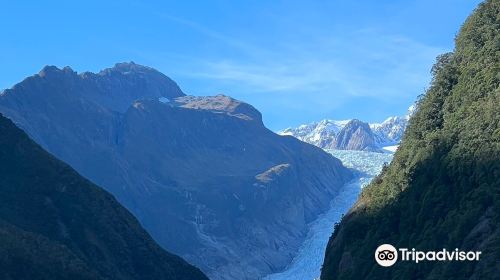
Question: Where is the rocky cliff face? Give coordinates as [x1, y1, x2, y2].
[329, 119, 377, 151]
[0, 113, 208, 280]
[0, 63, 352, 280]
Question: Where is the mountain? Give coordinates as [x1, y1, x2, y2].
[280, 120, 349, 148]
[279, 108, 414, 152]
[0, 113, 208, 280]
[370, 115, 409, 146]
[0, 63, 353, 279]
[331, 119, 378, 151]
[321, 1, 499, 279]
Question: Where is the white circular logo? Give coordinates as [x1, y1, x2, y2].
[375, 244, 398, 267]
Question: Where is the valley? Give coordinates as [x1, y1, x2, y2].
[263, 150, 394, 280]
[0, 1, 495, 278]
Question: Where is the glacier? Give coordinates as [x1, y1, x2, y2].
[263, 149, 393, 280]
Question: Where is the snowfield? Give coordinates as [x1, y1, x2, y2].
[382, 145, 399, 153]
[263, 149, 393, 280]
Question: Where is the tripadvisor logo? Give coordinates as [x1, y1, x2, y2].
[375, 244, 398, 267]
[375, 244, 481, 267]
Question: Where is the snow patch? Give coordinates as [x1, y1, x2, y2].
[382, 145, 399, 152]
[158, 96, 170, 103]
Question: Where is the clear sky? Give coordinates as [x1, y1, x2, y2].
[0, 0, 482, 130]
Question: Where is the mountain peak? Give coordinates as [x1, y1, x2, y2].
[333, 119, 378, 151]
[4, 62, 186, 113]
[99, 61, 159, 75]
[38, 65, 76, 77]
[344, 119, 365, 127]
[279, 114, 409, 152]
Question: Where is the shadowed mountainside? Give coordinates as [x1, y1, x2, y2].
[0, 114, 208, 280]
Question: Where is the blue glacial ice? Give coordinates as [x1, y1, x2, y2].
[262, 149, 393, 280]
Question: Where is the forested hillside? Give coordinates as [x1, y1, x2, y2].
[0, 114, 208, 280]
[321, 0, 500, 279]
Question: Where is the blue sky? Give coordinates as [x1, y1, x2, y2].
[0, 0, 481, 130]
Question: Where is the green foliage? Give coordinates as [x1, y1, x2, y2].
[0, 115, 208, 280]
[321, 1, 500, 279]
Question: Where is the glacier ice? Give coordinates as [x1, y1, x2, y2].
[263, 149, 393, 280]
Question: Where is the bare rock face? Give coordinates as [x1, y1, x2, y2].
[0, 63, 352, 280]
[329, 119, 378, 151]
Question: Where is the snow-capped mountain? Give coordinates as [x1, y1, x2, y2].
[370, 116, 407, 146]
[280, 120, 349, 148]
[279, 106, 415, 152]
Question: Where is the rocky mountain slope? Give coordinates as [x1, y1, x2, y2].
[279, 107, 414, 152]
[0, 63, 353, 280]
[321, 1, 499, 279]
[0, 113, 208, 280]
[333, 119, 378, 151]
